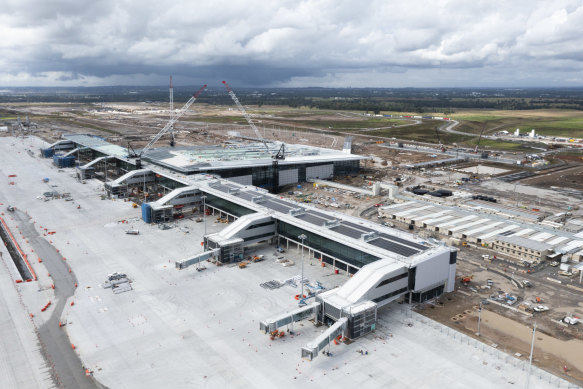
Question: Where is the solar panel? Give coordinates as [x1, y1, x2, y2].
[295, 213, 326, 226]
[235, 192, 255, 201]
[330, 225, 363, 239]
[263, 200, 294, 214]
[368, 238, 419, 257]
[380, 233, 426, 250]
[309, 210, 334, 221]
[342, 220, 374, 233]
[213, 184, 232, 193]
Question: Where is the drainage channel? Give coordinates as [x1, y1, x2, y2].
[11, 210, 104, 389]
[0, 215, 33, 281]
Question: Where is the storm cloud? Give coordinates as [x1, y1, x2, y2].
[1, 0, 583, 87]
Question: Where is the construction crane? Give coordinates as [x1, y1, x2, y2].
[222, 80, 269, 151]
[169, 76, 175, 147]
[130, 84, 206, 169]
[434, 126, 445, 152]
[474, 124, 486, 153]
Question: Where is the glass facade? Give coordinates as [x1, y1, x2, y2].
[197, 160, 360, 191]
[333, 160, 360, 176]
[277, 221, 380, 271]
[204, 193, 256, 218]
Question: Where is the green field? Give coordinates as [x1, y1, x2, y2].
[453, 109, 583, 138]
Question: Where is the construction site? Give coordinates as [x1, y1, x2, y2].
[1, 82, 583, 389]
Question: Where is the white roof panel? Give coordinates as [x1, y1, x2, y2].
[437, 215, 477, 228]
[394, 205, 434, 217]
[449, 219, 490, 233]
[463, 222, 505, 237]
[424, 215, 455, 226]
[479, 225, 519, 240]
[511, 228, 534, 237]
[529, 232, 554, 242]
[546, 236, 569, 246]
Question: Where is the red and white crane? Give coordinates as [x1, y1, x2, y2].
[222, 80, 270, 151]
[169, 76, 175, 147]
[131, 84, 207, 169]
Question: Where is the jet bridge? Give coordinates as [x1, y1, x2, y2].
[175, 248, 220, 269]
[301, 317, 348, 361]
[259, 302, 320, 334]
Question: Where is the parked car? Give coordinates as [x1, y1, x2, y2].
[549, 261, 559, 267]
[522, 280, 533, 288]
[533, 305, 549, 312]
[558, 270, 573, 277]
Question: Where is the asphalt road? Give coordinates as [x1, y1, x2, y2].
[13, 210, 105, 389]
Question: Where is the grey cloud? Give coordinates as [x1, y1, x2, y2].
[1, 0, 583, 87]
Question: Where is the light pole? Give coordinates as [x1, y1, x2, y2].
[202, 195, 207, 238]
[298, 234, 307, 300]
[476, 301, 482, 336]
[143, 171, 146, 202]
[525, 322, 537, 389]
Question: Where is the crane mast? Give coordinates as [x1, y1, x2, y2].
[133, 84, 206, 169]
[222, 80, 269, 151]
[169, 76, 175, 147]
[474, 124, 486, 153]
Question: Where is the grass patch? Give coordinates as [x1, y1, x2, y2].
[287, 117, 403, 130]
[453, 109, 583, 138]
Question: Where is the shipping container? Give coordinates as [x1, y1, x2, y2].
[40, 148, 55, 158]
[142, 203, 152, 223]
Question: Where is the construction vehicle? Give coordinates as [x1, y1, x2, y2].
[238, 261, 249, 269]
[563, 315, 580, 325]
[252, 255, 264, 263]
[461, 275, 474, 285]
[128, 84, 206, 169]
[535, 296, 543, 303]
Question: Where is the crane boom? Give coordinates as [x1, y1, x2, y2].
[140, 84, 206, 157]
[222, 80, 269, 150]
[474, 124, 486, 153]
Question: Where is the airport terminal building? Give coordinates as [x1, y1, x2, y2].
[39, 134, 456, 356]
[44, 134, 363, 192]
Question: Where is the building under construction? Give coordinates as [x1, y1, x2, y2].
[41, 134, 364, 193]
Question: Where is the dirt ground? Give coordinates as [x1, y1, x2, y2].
[521, 164, 583, 191]
[417, 252, 583, 386]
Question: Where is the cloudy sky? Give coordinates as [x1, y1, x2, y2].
[1, 0, 583, 88]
